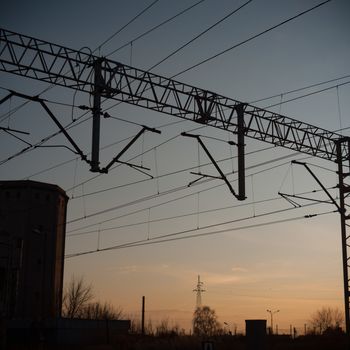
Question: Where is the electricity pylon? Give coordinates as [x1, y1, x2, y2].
[193, 275, 205, 308]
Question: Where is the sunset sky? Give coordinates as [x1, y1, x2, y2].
[1, 0, 350, 333]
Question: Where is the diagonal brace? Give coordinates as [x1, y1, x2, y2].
[182, 131, 240, 200]
[101, 126, 161, 173]
[292, 160, 341, 212]
[4, 90, 89, 163]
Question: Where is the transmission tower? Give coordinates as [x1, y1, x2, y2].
[193, 275, 205, 308]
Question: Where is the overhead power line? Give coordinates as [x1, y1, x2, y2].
[67, 186, 336, 237]
[94, 0, 161, 54]
[265, 80, 350, 109]
[68, 144, 274, 198]
[147, 0, 253, 71]
[172, 0, 332, 78]
[106, 0, 207, 57]
[250, 73, 350, 104]
[66, 150, 312, 226]
[65, 208, 335, 258]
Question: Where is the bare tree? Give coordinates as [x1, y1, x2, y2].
[61, 276, 94, 318]
[309, 307, 344, 334]
[62, 275, 125, 321]
[81, 301, 124, 320]
[193, 306, 221, 337]
[156, 318, 170, 336]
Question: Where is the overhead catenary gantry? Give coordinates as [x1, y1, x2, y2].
[0, 27, 350, 335]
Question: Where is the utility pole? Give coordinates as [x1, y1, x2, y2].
[193, 275, 205, 308]
[141, 296, 145, 335]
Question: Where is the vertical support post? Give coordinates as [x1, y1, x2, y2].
[90, 59, 103, 172]
[336, 138, 350, 338]
[141, 296, 145, 335]
[237, 103, 246, 200]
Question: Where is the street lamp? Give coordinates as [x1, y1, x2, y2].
[266, 309, 280, 334]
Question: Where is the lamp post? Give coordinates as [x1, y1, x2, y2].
[266, 309, 279, 334]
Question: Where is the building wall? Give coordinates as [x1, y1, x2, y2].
[0, 180, 68, 320]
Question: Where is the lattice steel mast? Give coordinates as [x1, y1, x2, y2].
[193, 275, 205, 308]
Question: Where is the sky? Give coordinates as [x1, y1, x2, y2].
[1, 0, 350, 333]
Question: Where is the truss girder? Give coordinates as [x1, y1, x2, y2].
[0, 28, 347, 162]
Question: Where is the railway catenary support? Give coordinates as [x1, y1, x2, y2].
[1, 27, 350, 336]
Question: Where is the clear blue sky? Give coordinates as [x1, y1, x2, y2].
[1, 0, 349, 333]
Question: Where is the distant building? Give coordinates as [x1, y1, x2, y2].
[0, 180, 68, 320]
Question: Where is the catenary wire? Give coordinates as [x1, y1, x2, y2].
[105, 0, 206, 57]
[66, 150, 312, 225]
[22, 119, 186, 179]
[265, 80, 350, 109]
[67, 186, 336, 237]
[250, 73, 350, 104]
[171, 0, 332, 78]
[147, 0, 253, 71]
[68, 144, 276, 198]
[65, 208, 335, 258]
[93, 0, 161, 54]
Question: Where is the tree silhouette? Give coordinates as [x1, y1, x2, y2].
[309, 307, 344, 334]
[62, 276, 123, 320]
[81, 301, 124, 320]
[62, 275, 93, 318]
[193, 306, 221, 337]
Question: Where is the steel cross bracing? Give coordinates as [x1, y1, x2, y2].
[2, 28, 350, 335]
[0, 28, 348, 162]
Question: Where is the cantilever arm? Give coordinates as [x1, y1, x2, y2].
[182, 131, 239, 199]
[2, 90, 89, 163]
[101, 126, 161, 173]
[292, 160, 341, 212]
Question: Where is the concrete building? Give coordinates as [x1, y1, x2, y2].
[0, 180, 68, 320]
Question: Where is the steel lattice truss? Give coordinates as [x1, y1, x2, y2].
[0, 28, 347, 162]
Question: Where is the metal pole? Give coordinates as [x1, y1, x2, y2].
[91, 59, 103, 172]
[336, 139, 350, 337]
[141, 296, 145, 335]
[236, 103, 246, 201]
